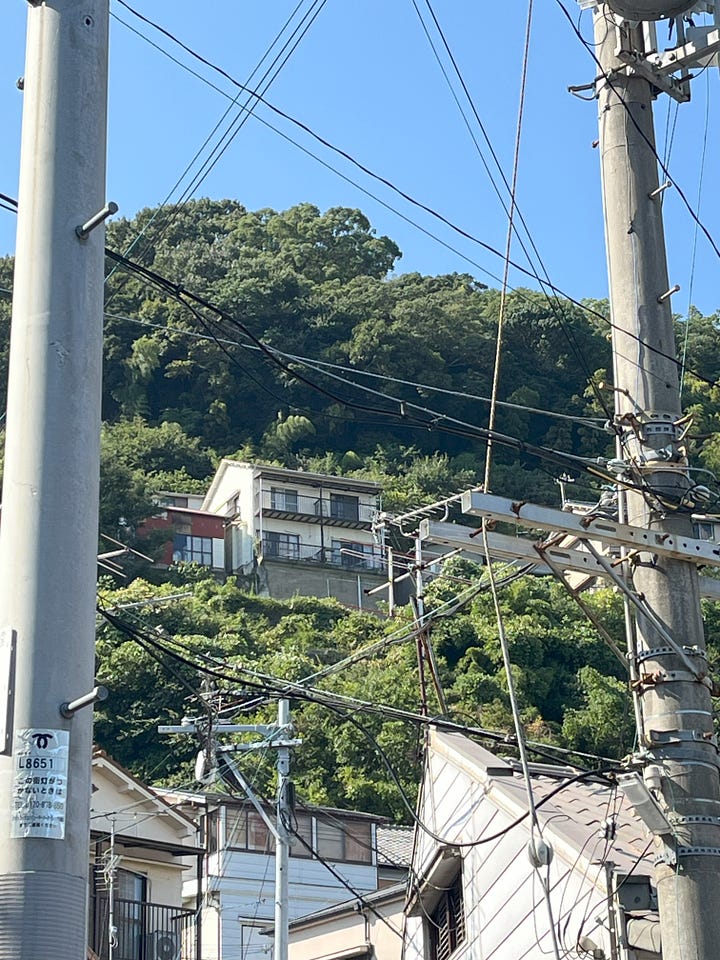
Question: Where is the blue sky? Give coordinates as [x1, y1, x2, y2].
[1, 1, 718, 314]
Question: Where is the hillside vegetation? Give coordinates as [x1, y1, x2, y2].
[1, 198, 720, 816]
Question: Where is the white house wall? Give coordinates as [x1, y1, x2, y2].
[91, 758, 199, 909]
[193, 848, 379, 960]
[405, 747, 616, 960]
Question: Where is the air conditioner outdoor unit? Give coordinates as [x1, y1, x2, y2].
[145, 930, 180, 960]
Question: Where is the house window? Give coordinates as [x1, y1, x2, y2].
[331, 539, 380, 570]
[316, 817, 372, 863]
[226, 808, 275, 853]
[270, 487, 298, 512]
[114, 868, 148, 960]
[329, 493, 359, 521]
[428, 874, 465, 960]
[264, 532, 300, 560]
[239, 919, 272, 958]
[694, 520, 716, 542]
[290, 812, 313, 858]
[173, 534, 213, 566]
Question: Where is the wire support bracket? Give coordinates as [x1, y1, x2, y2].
[635, 646, 708, 664]
[645, 728, 718, 750]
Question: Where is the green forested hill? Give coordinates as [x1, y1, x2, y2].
[2, 198, 719, 520]
[2, 199, 720, 815]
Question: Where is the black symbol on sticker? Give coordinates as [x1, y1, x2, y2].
[31, 733, 54, 749]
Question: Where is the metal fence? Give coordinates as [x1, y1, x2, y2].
[89, 896, 196, 960]
[257, 489, 377, 524]
[261, 537, 384, 570]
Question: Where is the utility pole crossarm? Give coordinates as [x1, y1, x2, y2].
[460, 491, 720, 566]
[420, 519, 720, 600]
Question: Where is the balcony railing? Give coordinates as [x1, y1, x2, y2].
[257, 490, 377, 526]
[262, 537, 385, 571]
[89, 896, 196, 960]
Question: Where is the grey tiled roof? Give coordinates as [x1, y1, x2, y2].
[376, 824, 414, 867]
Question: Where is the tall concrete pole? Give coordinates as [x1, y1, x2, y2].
[595, 5, 720, 957]
[274, 698, 291, 960]
[0, 1, 109, 958]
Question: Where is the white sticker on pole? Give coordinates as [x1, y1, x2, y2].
[11, 729, 69, 839]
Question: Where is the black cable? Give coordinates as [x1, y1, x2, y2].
[109, 0, 328, 282]
[108, 4, 717, 390]
[282, 815, 407, 940]
[102, 249, 625, 482]
[412, 0, 615, 425]
[97, 603, 623, 770]
[555, 0, 720, 262]
[106, 244, 718, 510]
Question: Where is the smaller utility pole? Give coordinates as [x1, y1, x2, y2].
[274, 700, 292, 960]
[160, 699, 300, 960]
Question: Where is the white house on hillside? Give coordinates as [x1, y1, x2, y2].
[201, 459, 386, 609]
[404, 729, 660, 960]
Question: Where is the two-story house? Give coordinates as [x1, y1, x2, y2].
[201, 460, 386, 609]
[89, 750, 202, 960]
[161, 789, 411, 960]
[404, 729, 660, 960]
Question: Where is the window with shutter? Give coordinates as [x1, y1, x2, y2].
[428, 874, 465, 960]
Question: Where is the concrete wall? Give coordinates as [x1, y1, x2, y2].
[260, 559, 386, 611]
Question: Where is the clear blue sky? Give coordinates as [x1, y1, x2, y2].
[1, 1, 718, 314]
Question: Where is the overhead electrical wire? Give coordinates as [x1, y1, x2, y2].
[411, 0, 615, 428]
[97, 599, 622, 769]
[680, 67, 711, 394]
[554, 0, 720, 263]
[474, 2, 560, 953]
[104, 246, 691, 504]
[4, 186, 716, 505]
[105, 312, 608, 430]
[106, 0, 328, 287]
[106, 5, 718, 390]
[103, 243, 720, 510]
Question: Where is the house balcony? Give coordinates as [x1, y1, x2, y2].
[89, 896, 197, 960]
[261, 537, 385, 572]
[256, 490, 377, 530]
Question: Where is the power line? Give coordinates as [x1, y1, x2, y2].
[107, 0, 327, 286]
[108, 3, 718, 389]
[104, 246, 677, 501]
[105, 312, 609, 429]
[555, 0, 720, 263]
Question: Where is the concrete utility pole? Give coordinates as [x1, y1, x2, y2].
[0, 1, 110, 958]
[274, 699, 292, 960]
[161, 698, 299, 960]
[594, 3, 720, 957]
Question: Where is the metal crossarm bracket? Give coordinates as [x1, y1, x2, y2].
[420, 519, 720, 600]
[461, 490, 720, 567]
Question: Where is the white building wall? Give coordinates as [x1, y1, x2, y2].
[405, 743, 617, 960]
